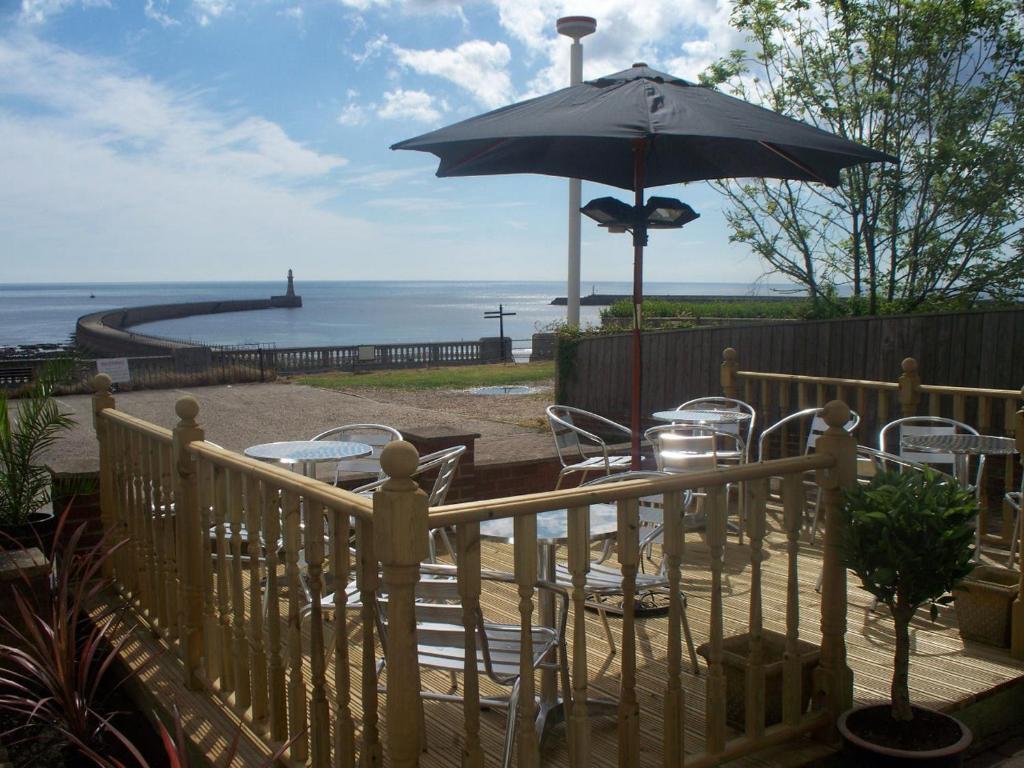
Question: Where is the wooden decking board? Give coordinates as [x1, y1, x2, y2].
[93, 518, 1024, 768]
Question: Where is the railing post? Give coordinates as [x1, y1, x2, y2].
[91, 374, 116, 578]
[813, 400, 856, 732]
[898, 357, 921, 417]
[374, 441, 430, 768]
[172, 396, 205, 690]
[1011, 389, 1024, 660]
[721, 347, 739, 399]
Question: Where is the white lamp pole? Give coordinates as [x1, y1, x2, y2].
[556, 16, 596, 328]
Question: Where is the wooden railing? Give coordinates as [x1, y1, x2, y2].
[721, 347, 1024, 547]
[92, 371, 867, 766]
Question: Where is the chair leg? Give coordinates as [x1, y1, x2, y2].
[809, 486, 823, 544]
[680, 596, 699, 675]
[1008, 506, 1022, 568]
[501, 679, 522, 768]
[597, 607, 616, 655]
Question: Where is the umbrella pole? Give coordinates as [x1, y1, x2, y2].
[631, 141, 647, 470]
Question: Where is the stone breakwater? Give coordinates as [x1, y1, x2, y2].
[76, 295, 301, 358]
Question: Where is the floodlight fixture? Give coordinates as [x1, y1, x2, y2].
[581, 195, 700, 244]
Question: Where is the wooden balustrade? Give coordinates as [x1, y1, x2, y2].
[722, 347, 1024, 548]
[93, 371, 871, 766]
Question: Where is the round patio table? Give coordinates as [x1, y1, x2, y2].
[900, 433, 1017, 485]
[480, 505, 620, 740]
[244, 440, 372, 478]
[651, 408, 752, 425]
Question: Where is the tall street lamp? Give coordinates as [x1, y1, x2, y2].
[556, 15, 597, 328]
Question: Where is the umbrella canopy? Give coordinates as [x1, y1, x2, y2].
[393, 63, 895, 468]
[392, 64, 894, 189]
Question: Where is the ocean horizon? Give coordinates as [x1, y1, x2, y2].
[0, 279, 800, 349]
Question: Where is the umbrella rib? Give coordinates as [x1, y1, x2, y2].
[757, 141, 830, 185]
[444, 138, 512, 174]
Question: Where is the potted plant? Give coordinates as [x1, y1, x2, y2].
[952, 564, 1019, 647]
[838, 468, 977, 766]
[0, 362, 76, 550]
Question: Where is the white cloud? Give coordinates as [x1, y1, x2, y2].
[19, 0, 109, 24]
[392, 39, 513, 109]
[376, 88, 444, 123]
[192, 0, 232, 26]
[337, 102, 368, 126]
[144, 0, 180, 26]
[0, 35, 346, 180]
[340, 164, 436, 190]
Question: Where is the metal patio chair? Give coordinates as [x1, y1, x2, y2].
[311, 423, 402, 483]
[375, 563, 570, 768]
[551, 470, 700, 672]
[674, 396, 756, 464]
[546, 405, 633, 488]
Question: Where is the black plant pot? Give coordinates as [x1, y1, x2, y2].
[0, 504, 57, 554]
[838, 705, 972, 767]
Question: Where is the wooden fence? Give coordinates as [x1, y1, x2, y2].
[92, 375, 864, 767]
[560, 308, 1024, 423]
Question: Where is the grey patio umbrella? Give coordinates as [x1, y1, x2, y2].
[393, 63, 895, 466]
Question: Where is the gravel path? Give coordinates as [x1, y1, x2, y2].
[41, 379, 557, 474]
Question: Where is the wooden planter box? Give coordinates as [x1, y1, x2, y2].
[697, 629, 820, 730]
[953, 565, 1020, 647]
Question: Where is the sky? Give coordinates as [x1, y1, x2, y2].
[0, 0, 771, 284]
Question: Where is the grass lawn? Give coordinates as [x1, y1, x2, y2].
[294, 361, 554, 391]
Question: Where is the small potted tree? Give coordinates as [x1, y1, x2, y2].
[838, 468, 976, 766]
[0, 362, 76, 550]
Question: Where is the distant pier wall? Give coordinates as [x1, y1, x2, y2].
[76, 296, 300, 358]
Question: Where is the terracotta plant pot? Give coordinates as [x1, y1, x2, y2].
[838, 705, 972, 767]
[953, 565, 1019, 647]
[696, 628, 819, 730]
[0, 503, 57, 554]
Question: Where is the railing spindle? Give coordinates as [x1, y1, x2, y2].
[214, 465, 234, 691]
[331, 509, 355, 768]
[617, 496, 639, 766]
[705, 486, 728, 755]
[199, 459, 220, 684]
[247, 477, 268, 726]
[151, 437, 169, 635]
[161, 442, 179, 640]
[356, 516, 382, 767]
[781, 475, 804, 726]
[283, 489, 309, 762]
[567, 503, 591, 768]
[662, 489, 685, 768]
[229, 468, 252, 709]
[456, 522, 483, 768]
[264, 485, 288, 742]
[305, 500, 330, 767]
[745, 479, 768, 739]
[513, 513, 539, 768]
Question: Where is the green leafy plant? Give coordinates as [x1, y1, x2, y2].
[0, 362, 77, 526]
[840, 468, 977, 722]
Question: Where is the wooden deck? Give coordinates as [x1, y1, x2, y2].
[95, 514, 1024, 768]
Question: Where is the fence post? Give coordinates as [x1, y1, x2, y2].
[1011, 388, 1024, 660]
[172, 396, 205, 690]
[721, 347, 739, 399]
[374, 441, 430, 767]
[898, 357, 921, 417]
[813, 400, 856, 733]
[91, 374, 117, 578]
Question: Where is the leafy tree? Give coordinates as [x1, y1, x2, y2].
[702, 0, 1024, 313]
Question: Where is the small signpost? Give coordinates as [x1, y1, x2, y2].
[484, 304, 516, 362]
[96, 357, 131, 384]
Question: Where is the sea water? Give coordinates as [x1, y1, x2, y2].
[0, 280, 794, 348]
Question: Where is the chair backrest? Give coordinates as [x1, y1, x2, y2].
[878, 417, 978, 475]
[645, 424, 732, 474]
[312, 424, 403, 477]
[676, 397, 756, 456]
[545, 405, 631, 467]
[354, 444, 467, 505]
[758, 407, 861, 461]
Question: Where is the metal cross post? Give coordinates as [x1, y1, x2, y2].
[484, 304, 516, 362]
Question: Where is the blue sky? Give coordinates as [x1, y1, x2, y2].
[0, 0, 770, 284]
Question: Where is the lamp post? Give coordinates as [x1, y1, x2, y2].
[556, 16, 597, 328]
[581, 194, 699, 467]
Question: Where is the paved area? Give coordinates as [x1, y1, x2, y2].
[42, 380, 557, 474]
